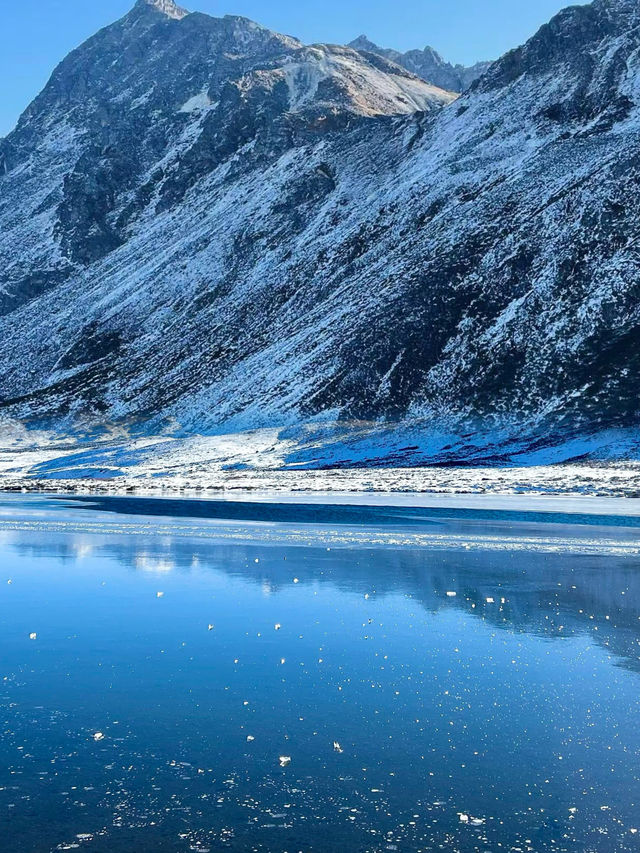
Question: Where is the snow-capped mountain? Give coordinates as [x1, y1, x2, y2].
[348, 35, 490, 92]
[0, 0, 639, 465]
[0, 0, 451, 304]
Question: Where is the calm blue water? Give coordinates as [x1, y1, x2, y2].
[0, 494, 639, 852]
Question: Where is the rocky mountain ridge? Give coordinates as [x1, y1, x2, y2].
[1, 0, 639, 466]
[141, 0, 189, 19]
[0, 0, 452, 304]
[348, 34, 490, 92]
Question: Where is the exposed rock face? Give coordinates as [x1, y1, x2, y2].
[348, 34, 490, 92]
[140, 0, 189, 19]
[0, 0, 639, 463]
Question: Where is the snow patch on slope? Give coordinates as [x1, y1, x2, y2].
[179, 93, 213, 113]
[282, 45, 457, 115]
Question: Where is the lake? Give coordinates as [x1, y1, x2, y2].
[0, 493, 639, 852]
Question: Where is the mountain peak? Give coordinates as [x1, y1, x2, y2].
[349, 34, 380, 52]
[348, 34, 488, 92]
[135, 0, 189, 20]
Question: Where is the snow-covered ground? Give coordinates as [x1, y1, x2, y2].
[1, 422, 640, 504]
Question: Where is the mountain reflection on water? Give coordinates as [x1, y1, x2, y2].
[5, 496, 640, 675]
[0, 493, 639, 853]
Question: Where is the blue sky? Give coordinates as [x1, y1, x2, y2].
[1, 0, 582, 137]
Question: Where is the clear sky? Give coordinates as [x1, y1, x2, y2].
[1, 0, 584, 137]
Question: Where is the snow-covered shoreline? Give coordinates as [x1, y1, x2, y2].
[2, 424, 640, 505]
[4, 468, 640, 512]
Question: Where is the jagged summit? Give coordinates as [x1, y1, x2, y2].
[351, 34, 445, 64]
[347, 34, 489, 92]
[135, 0, 189, 20]
[349, 35, 380, 52]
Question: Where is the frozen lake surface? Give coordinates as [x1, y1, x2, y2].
[0, 493, 639, 852]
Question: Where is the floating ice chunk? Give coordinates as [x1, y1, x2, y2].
[458, 812, 485, 825]
[279, 756, 291, 767]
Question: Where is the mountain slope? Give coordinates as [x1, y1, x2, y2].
[0, 0, 452, 312]
[348, 35, 490, 92]
[0, 0, 639, 465]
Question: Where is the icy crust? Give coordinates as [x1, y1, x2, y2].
[1, 512, 639, 556]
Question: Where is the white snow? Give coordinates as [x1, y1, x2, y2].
[179, 93, 213, 113]
[1, 421, 640, 506]
[281, 45, 456, 116]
